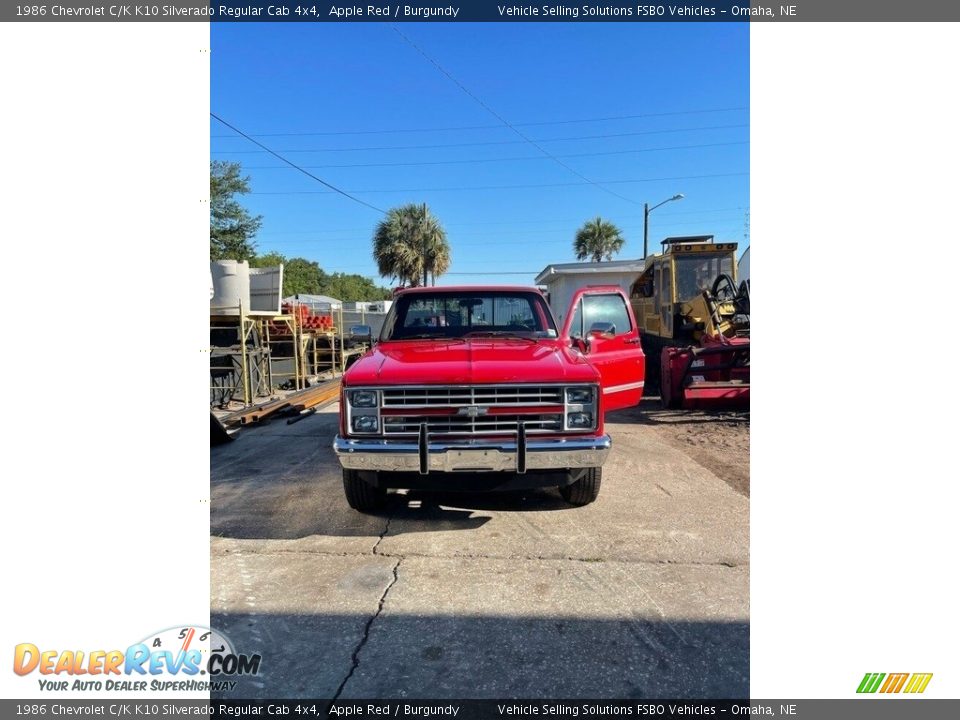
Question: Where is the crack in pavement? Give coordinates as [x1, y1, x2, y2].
[212, 546, 745, 567]
[372, 515, 392, 555]
[329, 556, 402, 704]
[329, 511, 401, 703]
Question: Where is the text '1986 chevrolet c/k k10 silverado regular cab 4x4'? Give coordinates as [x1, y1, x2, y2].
[333, 285, 645, 512]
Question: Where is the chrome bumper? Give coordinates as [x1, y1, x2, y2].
[333, 434, 611, 474]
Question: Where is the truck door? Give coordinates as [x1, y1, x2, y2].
[659, 259, 673, 337]
[562, 287, 645, 411]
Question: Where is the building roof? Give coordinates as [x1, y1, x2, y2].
[283, 294, 342, 308]
[534, 258, 647, 285]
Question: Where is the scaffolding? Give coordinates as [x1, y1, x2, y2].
[210, 301, 305, 407]
[304, 304, 369, 375]
[210, 301, 368, 408]
[210, 302, 267, 407]
[260, 313, 305, 392]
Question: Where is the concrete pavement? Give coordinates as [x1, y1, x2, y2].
[210, 404, 748, 698]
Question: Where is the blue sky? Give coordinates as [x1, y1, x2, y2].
[211, 22, 749, 286]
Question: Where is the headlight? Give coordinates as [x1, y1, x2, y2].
[349, 390, 378, 408]
[566, 387, 594, 403]
[352, 415, 379, 432]
[566, 412, 594, 429]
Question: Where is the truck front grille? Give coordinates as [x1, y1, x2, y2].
[381, 385, 563, 408]
[382, 413, 563, 436]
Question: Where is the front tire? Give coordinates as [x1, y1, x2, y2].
[343, 469, 386, 513]
[559, 467, 602, 506]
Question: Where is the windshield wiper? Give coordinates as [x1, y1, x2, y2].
[398, 334, 466, 342]
[463, 331, 539, 344]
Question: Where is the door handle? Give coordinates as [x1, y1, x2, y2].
[625, 337, 641, 345]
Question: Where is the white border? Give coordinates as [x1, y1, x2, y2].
[0, 22, 210, 698]
[751, 22, 960, 697]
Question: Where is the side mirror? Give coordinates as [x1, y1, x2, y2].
[571, 335, 591, 354]
[350, 325, 373, 342]
[587, 321, 616, 338]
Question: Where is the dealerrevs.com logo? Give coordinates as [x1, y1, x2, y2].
[857, 672, 933, 694]
[13, 625, 260, 693]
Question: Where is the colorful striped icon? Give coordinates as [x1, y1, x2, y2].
[857, 672, 933, 694]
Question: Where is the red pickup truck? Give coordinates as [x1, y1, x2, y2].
[333, 285, 644, 512]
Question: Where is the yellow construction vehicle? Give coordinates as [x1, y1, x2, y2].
[630, 236, 750, 408]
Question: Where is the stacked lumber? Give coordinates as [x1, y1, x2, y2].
[219, 378, 341, 428]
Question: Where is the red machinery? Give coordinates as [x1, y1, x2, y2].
[659, 274, 750, 410]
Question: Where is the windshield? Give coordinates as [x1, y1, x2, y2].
[674, 253, 735, 301]
[380, 290, 558, 341]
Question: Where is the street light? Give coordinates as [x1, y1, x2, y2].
[643, 193, 685, 260]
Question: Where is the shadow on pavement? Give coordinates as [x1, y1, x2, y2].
[610, 400, 750, 428]
[212, 414, 576, 541]
[211, 611, 748, 699]
[211, 474, 577, 541]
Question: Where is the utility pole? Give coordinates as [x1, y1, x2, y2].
[643, 193, 685, 259]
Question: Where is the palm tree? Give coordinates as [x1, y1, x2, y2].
[372, 203, 451, 286]
[573, 217, 625, 262]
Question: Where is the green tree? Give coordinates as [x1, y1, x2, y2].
[249, 251, 286, 269]
[573, 217, 625, 262]
[372, 203, 450, 286]
[282, 258, 327, 296]
[210, 160, 262, 261]
[251, 252, 392, 301]
[321, 272, 393, 302]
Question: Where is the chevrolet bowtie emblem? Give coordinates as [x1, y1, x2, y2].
[457, 405, 488, 417]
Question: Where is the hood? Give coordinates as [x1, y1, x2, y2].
[343, 339, 598, 386]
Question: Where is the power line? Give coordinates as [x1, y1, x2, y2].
[391, 25, 644, 206]
[311, 267, 543, 275]
[259, 220, 744, 248]
[212, 123, 749, 155]
[254, 206, 749, 236]
[242, 140, 749, 170]
[444, 272, 540, 276]
[209, 106, 748, 138]
[264, 236, 739, 252]
[249, 172, 748, 195]
[209, 112, 386, 215]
